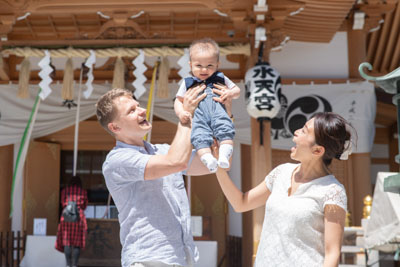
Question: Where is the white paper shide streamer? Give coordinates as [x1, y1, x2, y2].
[83, 50, 96, 99]
[133, 50, 147, 99]
[177, 48, 190, 79]
[38, 50, 53, 100]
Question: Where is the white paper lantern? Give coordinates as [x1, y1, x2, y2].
[245, 63, 282, 119]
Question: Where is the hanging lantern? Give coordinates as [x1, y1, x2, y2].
[244, 62, 282, 120]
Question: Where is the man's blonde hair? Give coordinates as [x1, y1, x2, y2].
[96, 88, 133, 135]
[189, 38, 220, 61]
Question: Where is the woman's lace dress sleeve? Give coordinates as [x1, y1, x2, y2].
[264, 165, 281, 192]
[323, 183, 347, 212]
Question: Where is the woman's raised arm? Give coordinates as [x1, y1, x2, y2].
[215, 168, 271, 213]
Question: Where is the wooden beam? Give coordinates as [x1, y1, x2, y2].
[71, 14, 80, 37]
[0, 76, 369, 85]
[390, 33, 400, 71]
[347, 19, 367, 78]
[170, 11, 174, 34]
[381, 5, 400, 72]
[24, 19, 37, 38]
[372, 11, 393, 71]
[194, 12, 199, 38]
[281, 78, 363, 84]
[226, 54, 247, 78]
[17, 68, 245, 83]
[366, 30, 378, 64]
[1, 37, 249, 47]
[48, 15, 59, 38]
[371, 158, 390, 164]
[27, 2, 219, 14]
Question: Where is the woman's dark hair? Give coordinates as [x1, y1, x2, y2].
[70, 175, 82, 187]
[312, 112, 355, 166]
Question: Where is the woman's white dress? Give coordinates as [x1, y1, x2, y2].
[254, 163, 347, 267]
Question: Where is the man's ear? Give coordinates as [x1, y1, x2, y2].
[312, 145, 325, 157]
[108, 122, 120, 134]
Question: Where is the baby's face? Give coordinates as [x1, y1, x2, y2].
[189, 47, 219, 81]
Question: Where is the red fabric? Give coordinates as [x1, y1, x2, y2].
[55, 185, 88, 252]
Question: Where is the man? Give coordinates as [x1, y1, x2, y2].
[96, 85, 209, 267]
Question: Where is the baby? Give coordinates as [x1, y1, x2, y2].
[174, 38, 240, 172]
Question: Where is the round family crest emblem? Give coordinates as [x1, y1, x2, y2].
[271, 94, 332, 139]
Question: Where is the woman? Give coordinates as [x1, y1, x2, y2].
[55, 175, 88, 267]
[216, 112, 353, 267]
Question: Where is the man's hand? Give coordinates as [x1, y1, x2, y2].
[183, 84, 206, 116]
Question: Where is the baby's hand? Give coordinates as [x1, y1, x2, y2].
[179, 111, 192, 124]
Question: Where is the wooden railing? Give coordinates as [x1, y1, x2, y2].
[0, 231, 26, 267]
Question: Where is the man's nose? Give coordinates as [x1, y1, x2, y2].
[139, 107, 146, 115]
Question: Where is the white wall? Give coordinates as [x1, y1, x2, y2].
[270, 32, 349, 79]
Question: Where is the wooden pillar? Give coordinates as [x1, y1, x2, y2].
[351, 153, 373, 225]
[241, 144, 252, 267]
[347, 20, 373, 225]
[344, 157, 356, 225]
[250, 118, 272, 264]
[242, 41, 273, 265]
[242, 120, 272, 267]
[0, 145, 13, 232]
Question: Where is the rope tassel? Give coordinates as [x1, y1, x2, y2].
[157, 56, 170, 98]
[18, 57, 31, 98]
[112, 57, 125, 89]
[62, 57, 74, 100]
